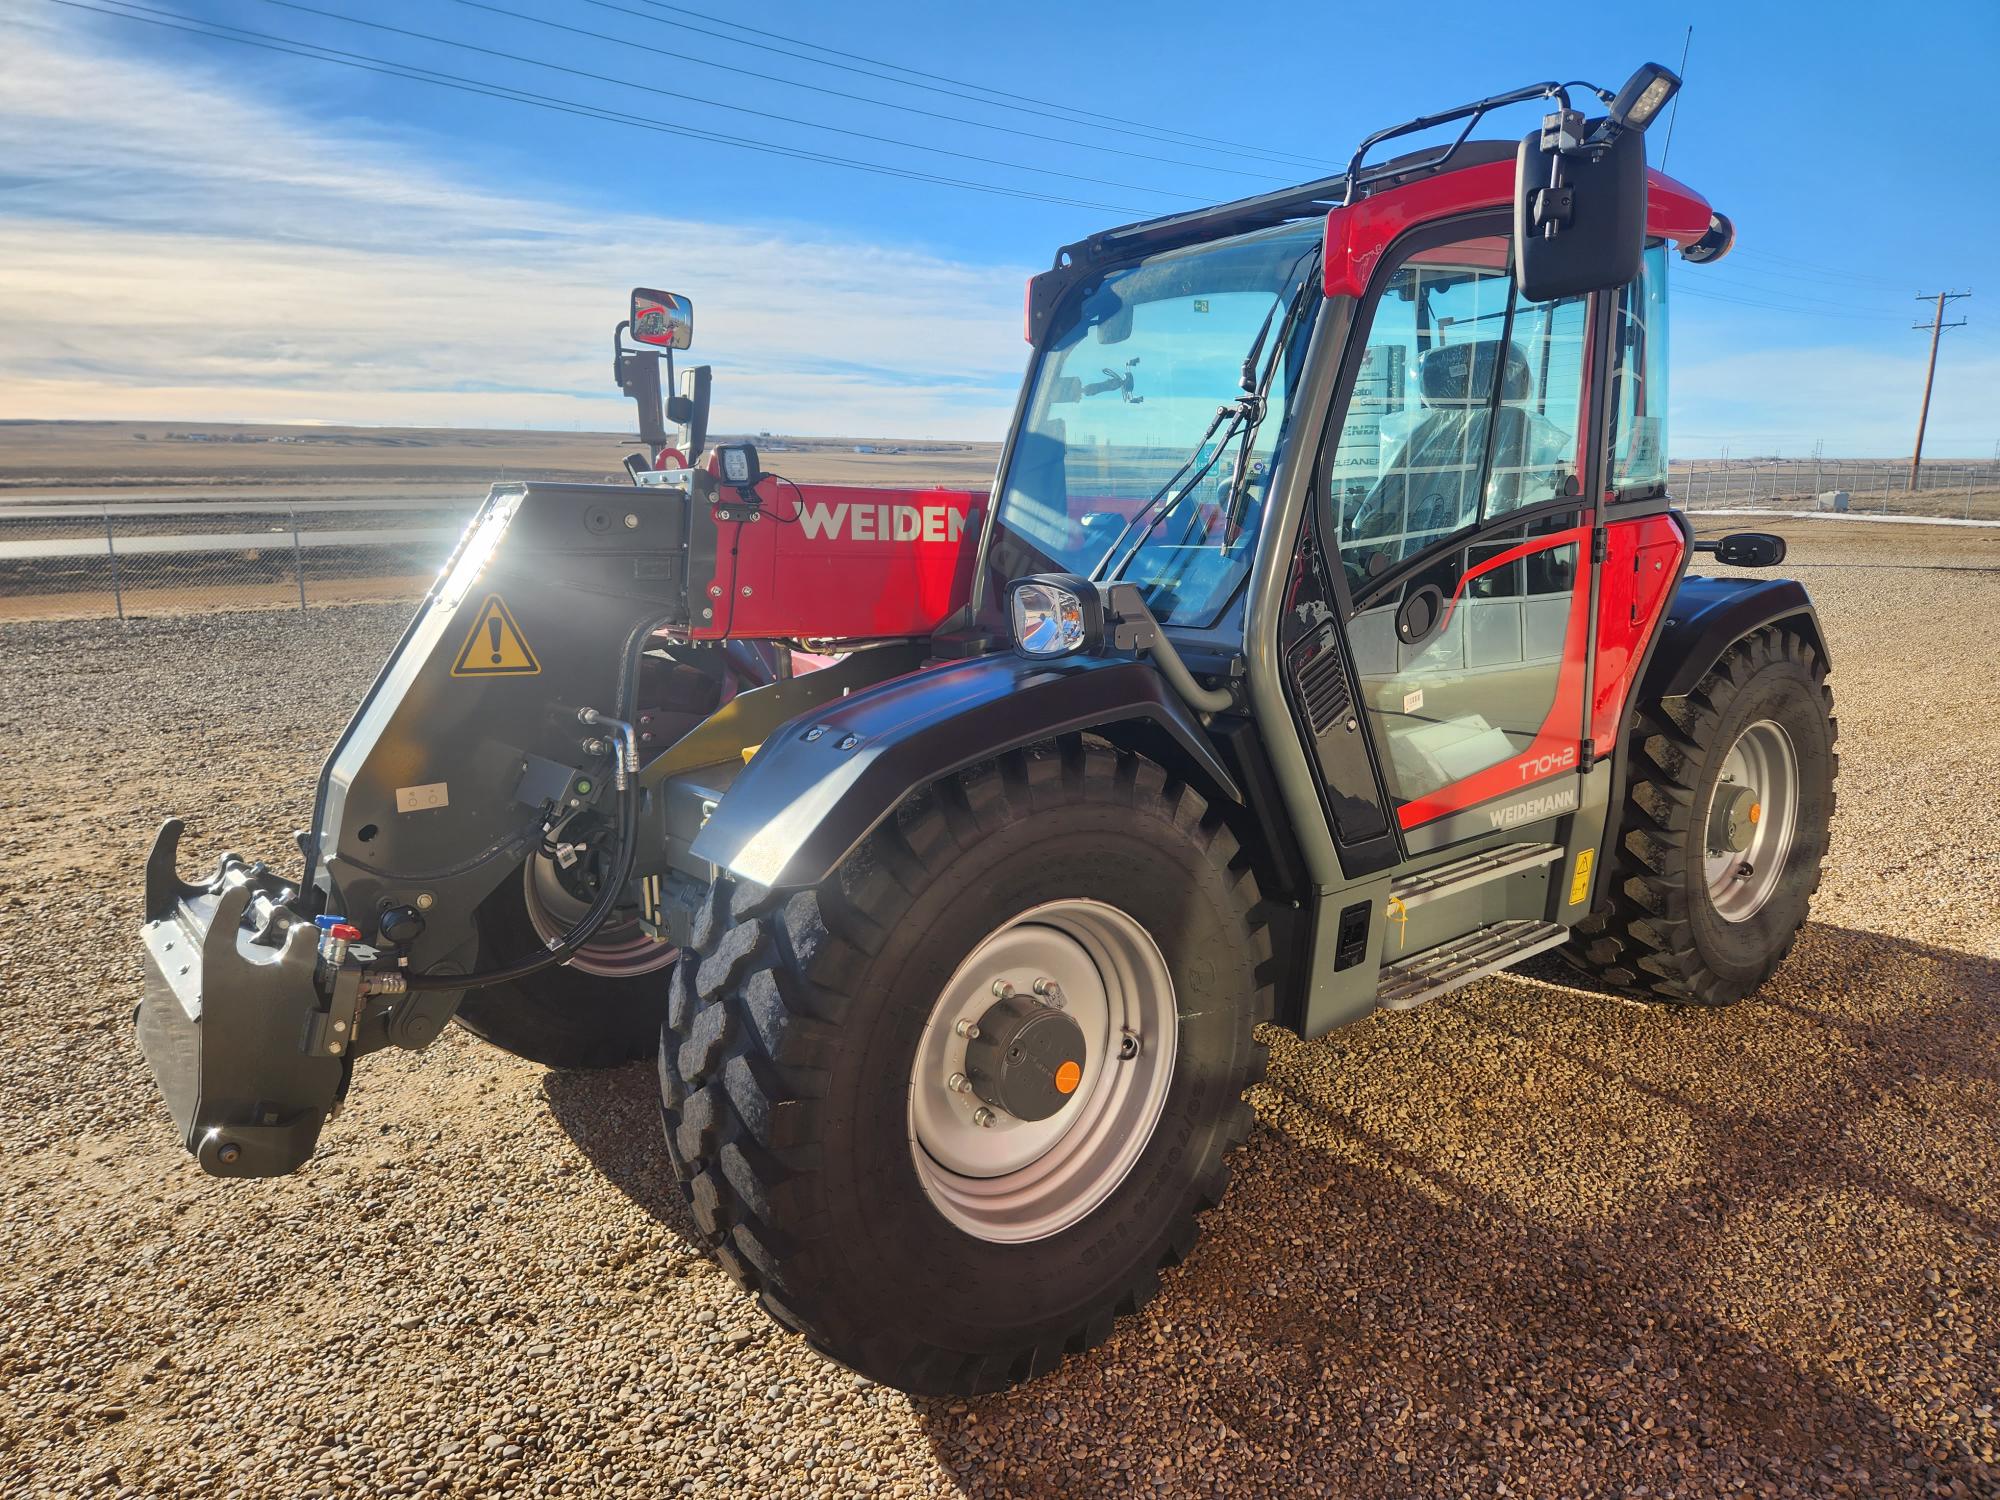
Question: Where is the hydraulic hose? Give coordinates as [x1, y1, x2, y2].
[404, 643, 654, 993]
[403, 767, 640, 992]
[1145, 630, 1234, 716]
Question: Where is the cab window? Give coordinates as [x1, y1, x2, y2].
[1330, 235, 1589, 590]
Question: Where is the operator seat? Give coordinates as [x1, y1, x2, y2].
[1345, 338, 1535, 572]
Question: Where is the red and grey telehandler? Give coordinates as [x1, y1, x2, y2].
[138, 66, 1835, 1394]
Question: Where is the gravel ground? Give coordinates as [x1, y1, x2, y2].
[1, 522, 1995, 1499]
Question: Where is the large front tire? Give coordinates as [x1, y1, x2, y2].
[1565, 625, 1836, 1004]
[658, 739, 1272, 1394]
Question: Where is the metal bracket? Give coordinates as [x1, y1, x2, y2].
[304, 964, 365, 1059]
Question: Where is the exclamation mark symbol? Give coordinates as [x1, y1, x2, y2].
[488, 615, 503, 664]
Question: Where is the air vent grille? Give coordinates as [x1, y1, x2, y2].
[1291, 623, 1351, 736]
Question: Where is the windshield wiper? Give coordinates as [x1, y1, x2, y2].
[1087, 398, 1252, 583]
[1219, 265, 1316, 543]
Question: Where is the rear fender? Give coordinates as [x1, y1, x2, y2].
[1643, 575, 1829, 701]
[688, 653, 1241, 890]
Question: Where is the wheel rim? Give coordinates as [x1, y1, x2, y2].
[1701, 717, 1800, 923]
[908, 899, 1178, 1245]
[521, 853, 677, 979]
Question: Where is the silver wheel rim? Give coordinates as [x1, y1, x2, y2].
[1702, 717, 1800, 923]
[522, 854, 677, 979]
[908, 899, 1178, 1244]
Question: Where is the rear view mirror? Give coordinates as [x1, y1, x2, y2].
[630, 287, 693, 350]
[1708, 531, 1787, 568]
[1513, 123, 1645, 302]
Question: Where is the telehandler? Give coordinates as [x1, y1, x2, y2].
[138, 65, 1835, 1395]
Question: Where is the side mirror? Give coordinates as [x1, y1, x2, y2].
[630, 287, 693, 350]
[1701, 531, 1787, 568]
[1513, 118, 1646, 302]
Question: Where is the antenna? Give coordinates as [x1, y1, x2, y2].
[1660, 26, 1693, 172]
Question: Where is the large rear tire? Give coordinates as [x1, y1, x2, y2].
[1565, 625, 1836, 1004]
[658, 738, 1273, 1394]
[449, 649, 721, 1069]
[452, 864, 677, 1070]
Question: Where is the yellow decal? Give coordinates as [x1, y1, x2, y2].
[1568, 847, 1596, 906]
[1385, 895, 1408, 950]
[450, 594, 541, 677]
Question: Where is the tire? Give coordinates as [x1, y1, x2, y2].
[658, 738, 1273, 1394]
[1565, 625, 1836, 1005]
[452, 870, 676, 1070]
[448, 650, 721, 1069]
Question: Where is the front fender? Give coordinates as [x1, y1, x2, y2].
[1643, 575, 1829, 700]
[690, 653, 1240, 890]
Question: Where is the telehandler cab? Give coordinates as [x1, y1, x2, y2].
[138, 65, 1835, 1395]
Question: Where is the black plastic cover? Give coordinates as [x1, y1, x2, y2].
[689, 652, 1240, 890]
[1644, 575, 1828, 700]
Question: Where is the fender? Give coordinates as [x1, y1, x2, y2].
[1642, 574, 1830, 701]
[690, 653, 1241, 890]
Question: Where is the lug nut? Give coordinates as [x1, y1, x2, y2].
[953, 1018, 980, 1040]
[1033, 977, 1065, 1009]
[947, 1072, 971, 1094]
[972, 1107, 996, 1128]
[991, 979, 1014, 999]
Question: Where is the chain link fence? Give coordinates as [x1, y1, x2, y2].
[4, 459, 1996, 625]
[1671, 458, 2000, 522]
[0, 499, 474, 623]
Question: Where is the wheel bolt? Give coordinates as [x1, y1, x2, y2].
[948, 1072, 971, 1093]
[953, 1018, 980, 1040]
[991, 979, 1013, 999]
[1033, 977, 1065, 1009]
[972, 1107, 996, 1128]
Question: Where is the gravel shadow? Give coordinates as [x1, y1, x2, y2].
[539, 1060, 704, 1250]
[900, 920, 1999, 1498]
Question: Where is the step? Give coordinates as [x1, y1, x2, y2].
[1388, 841, 1563, 911]
[1376, 918, 1570, 1012]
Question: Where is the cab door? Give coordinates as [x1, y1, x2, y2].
[1318, 218, 1599, 852]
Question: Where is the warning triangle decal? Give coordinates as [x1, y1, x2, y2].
[450, 593, 541, 677]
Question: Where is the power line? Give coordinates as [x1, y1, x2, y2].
[571, 0, 1290, 183]
[1729, 246, 1907, 290]
[612, 0, 1332, 173]
[1910, 290, 1970, 490]
[1677, 266, 1922, 314]
[1672, 284, 1916, 322]
[52, 0, 1151, 213]
[237, 0, 1202, 203]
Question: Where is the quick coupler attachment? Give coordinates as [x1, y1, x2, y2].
[135, 819, 396, 1178]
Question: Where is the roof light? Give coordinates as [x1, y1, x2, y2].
[1607, 63, 1680, 133]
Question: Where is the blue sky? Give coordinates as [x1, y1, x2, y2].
[2, 0, 1995, 454]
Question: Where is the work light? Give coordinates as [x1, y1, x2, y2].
[1008, 574, 1102, 657]
[1606, 63, 1680, 133]
[716, 442, 760, 489]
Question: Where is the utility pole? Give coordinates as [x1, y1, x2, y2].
[1910, 291, 1970, 491]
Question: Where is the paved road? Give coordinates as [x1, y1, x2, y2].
[0, 527, 460, 561]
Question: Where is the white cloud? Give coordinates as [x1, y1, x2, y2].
[0, 5, 1032, 436]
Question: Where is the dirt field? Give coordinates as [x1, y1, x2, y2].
[0, 421, 1005, 495]
[0, 520, 1995, 1499]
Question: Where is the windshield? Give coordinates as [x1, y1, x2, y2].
[991, 221, 1321, 627]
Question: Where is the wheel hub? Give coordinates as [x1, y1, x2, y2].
[907, 899, 1178, 1244]
[1708, 783, 1761, 853]
[964, 988, 1087, 1123]
[1701, 718, 1800, 923]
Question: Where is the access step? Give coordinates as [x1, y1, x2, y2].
[1388, 841, 1562, 910]
[1376, 918, 1570, 1012]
